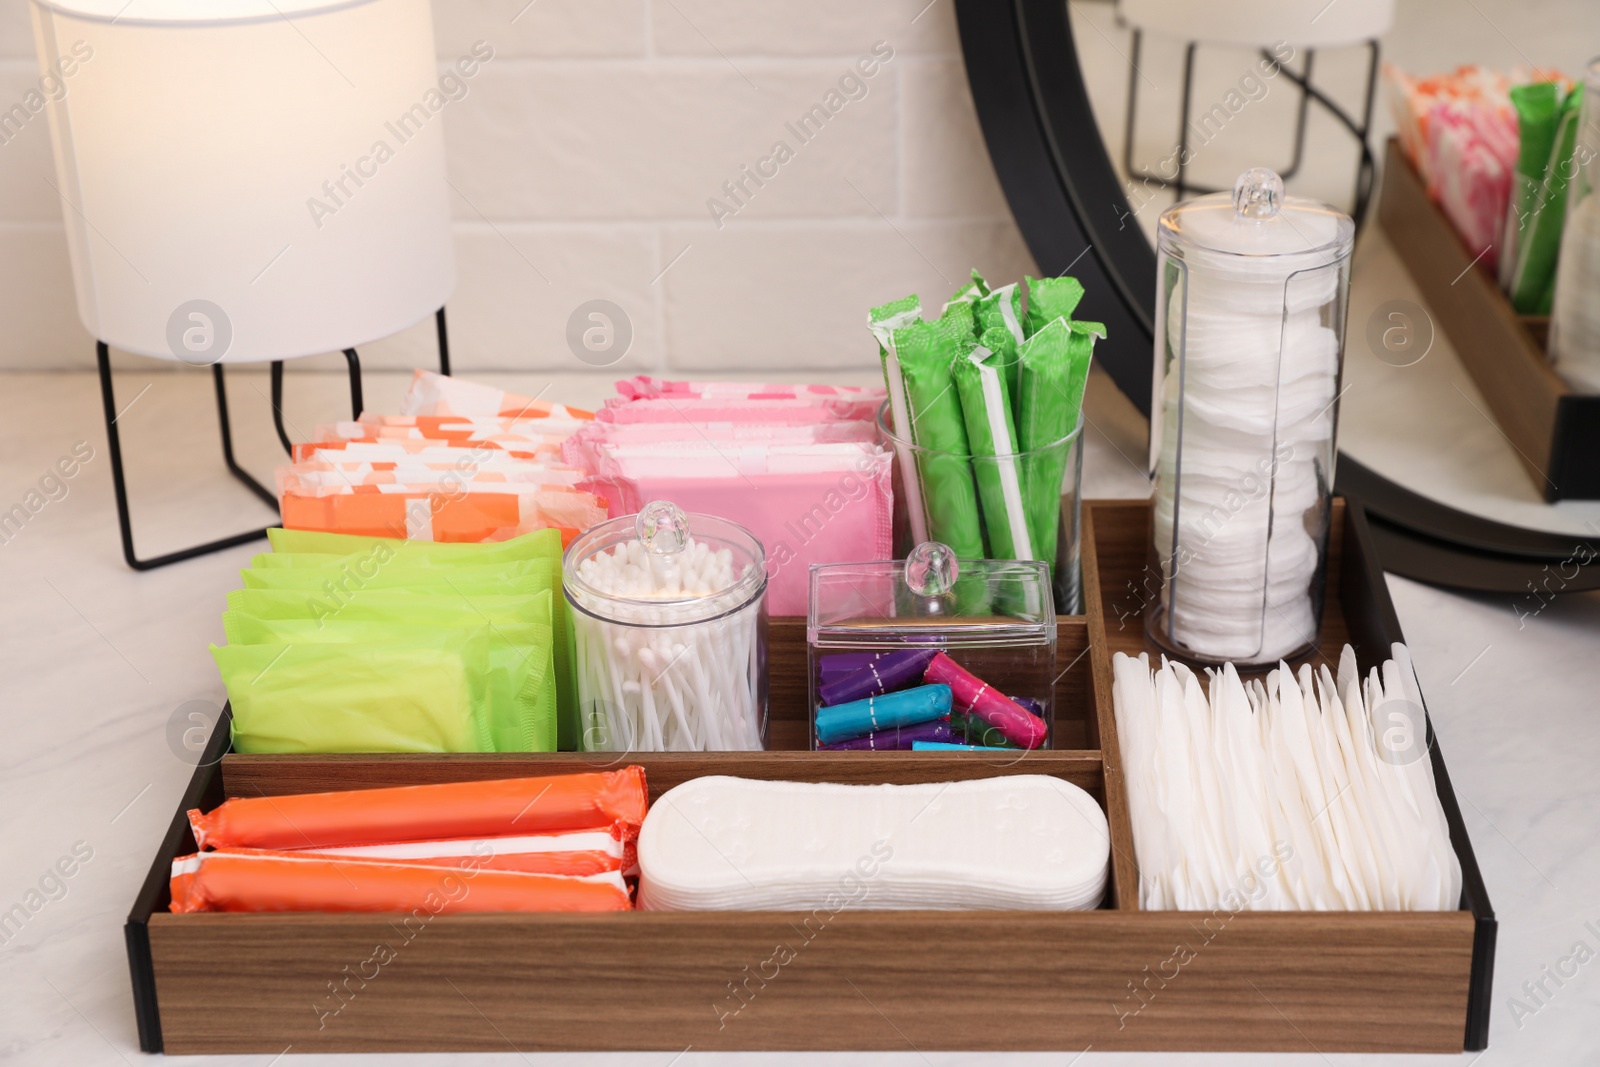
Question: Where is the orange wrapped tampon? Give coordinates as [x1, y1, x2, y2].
[280, 826, 632, 877]
[169, 851, 631, 913]
[188, 769, 648, 851]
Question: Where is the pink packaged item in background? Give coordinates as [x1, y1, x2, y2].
[1425, 102, 1518, 272]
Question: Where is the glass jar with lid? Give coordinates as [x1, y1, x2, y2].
[1147, 168, 1355, 666]
[563, 500, 767, 751]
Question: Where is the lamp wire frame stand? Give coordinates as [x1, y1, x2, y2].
[98, 305, 451, 571]
[1122, 33, 1380, 228]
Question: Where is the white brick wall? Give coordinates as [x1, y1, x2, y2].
[0, 0, 1035, 372]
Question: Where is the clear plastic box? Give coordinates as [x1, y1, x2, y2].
[807, 542, 1057, 752]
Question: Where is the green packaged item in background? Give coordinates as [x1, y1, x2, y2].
[212, 634, 494, 754]
[892, 317, 987, 560]
[1511, 86, 1582, 315]
[1502, 81, 1566, 289]
[951, 342, 1032, 561]
[223, 598, 556, 753]
[1015, 317, 1105, 569]
[1022, 274, 1086, 337]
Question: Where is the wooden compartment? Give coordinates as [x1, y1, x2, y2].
[126, 498, 1495, 1055]
[1379, 136, 1600, 501]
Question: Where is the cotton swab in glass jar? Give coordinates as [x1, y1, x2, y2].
[566, 502, 765, 752]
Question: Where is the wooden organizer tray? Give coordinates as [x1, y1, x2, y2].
[125, 498, 1495, 1055]
[1379, 136, 1600, 501]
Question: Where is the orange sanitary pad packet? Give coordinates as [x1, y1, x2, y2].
[169, 850, 631, 913]
[187, 769, 648, 851]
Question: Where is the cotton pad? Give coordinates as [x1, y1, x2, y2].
[637, 775, 1108, 912]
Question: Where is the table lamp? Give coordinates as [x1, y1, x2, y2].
[31, 0, 456, 568]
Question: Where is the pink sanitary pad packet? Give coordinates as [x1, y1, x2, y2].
[578, 440, 892, 615]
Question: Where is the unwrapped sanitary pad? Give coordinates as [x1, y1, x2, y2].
[637, 775, 1108, 911]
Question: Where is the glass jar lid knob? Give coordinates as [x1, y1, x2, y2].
[906, 541, 958, 596]
[636, 499, 689, 555]
[1234, 167, 1284, 220]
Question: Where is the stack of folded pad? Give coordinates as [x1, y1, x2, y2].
[277, 369, 607, 544]
[869, 270, 1104, 567]
[814, 648, 1048, 751]
[637, 775, 1108, 911]
[1112, 643, 1464, 912]
[211, 526, 576, 754]
[562, 376, 892, 616]
[171, 771, 647, 914]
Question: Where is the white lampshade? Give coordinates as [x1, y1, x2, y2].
[31, 0, 455, 363]
[1116, 0, 1394, 50]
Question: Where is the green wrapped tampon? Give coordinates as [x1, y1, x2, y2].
[945, 269, 990, 308]
[1015, 317, 1105, 570]
[891, 317, 987, 560]
[974, 282, 1027, 347]
[869, 293, 922, 354]
[951, 342, 1032, 561]
[1500, 81, 1566, 290]
[979, 325, 1021, 409]
[1511, 86, 1582, 315]
[871, 293, 930, 545]
[1022, 274, 1086, 337]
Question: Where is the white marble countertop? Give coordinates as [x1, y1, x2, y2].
[1, 365, 1595, 1066]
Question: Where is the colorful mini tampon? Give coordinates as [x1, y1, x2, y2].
[818, 648, 939, 707]
[817, 652, 890, 685]
[911, 741, 986, 751]
[814, 684, 952, 746]
[924, 653, 1047, 749]
[820, 719, 954, 751]
[953, 710, 1019, 749]
[1012, 696, 1046, 718]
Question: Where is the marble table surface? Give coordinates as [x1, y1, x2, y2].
[0, 364, 1594, 1067]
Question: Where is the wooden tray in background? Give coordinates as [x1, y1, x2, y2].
[125, 498, 1495, 1055]
[1379, 136, 1600, 501]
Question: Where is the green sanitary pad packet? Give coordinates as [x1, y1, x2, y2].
[242, 534, 576, 749]
[222, 597, 556, 753]
[212, 630, 495, 754]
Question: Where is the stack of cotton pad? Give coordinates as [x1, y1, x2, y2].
[1112, 643, 1463, 912]
[1150, 171, 1352, 664]
[637, 775, 1108, 911]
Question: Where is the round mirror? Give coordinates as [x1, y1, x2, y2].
[956, 0, 1600, 590]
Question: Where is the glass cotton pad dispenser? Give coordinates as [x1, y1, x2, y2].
[1147, 168, 1355, 667]
[808, 541, 1056, 751]
[563, 500, 768, 751]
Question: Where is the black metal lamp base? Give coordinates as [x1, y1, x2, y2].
[98, 306, 450, 571]
[1122, 34, 1380, 227]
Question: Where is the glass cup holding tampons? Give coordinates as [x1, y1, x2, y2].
[807, 542, 1057, 752]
